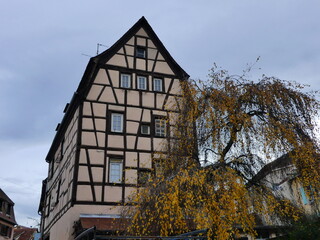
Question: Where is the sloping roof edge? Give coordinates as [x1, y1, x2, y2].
[0, 188, 14, 205]
[0, 188, 17, 225]
[95, 16, 189, 79]
[251, 153, 293, 184]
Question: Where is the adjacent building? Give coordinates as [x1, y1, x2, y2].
[254, 153, 320, 217]
[0, 189, 17, 240]
[38, 17, 189, 240]
[13, 226, 39, 240]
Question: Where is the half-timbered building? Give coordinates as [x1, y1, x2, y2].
[38, 17, 189, 240]
[0, 188, 17, 240]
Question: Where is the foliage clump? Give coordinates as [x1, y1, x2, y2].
[123, 65, 320, 239]
[275, 216, 320, 240]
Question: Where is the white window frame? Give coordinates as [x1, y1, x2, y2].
[137, 76, 147, 90]
[153, 78, 163, 92]
[111, 113, 123, 132]
[109, 159, 123, 183]
[121, 74, 131, 88]
[155, 117, 166, 137]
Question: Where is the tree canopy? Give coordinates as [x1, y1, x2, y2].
[123, 65, 320, 239]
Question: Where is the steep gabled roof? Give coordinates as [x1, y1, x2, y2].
[0, 188, 14, 205]
[46, 17, 189, 161]
[96, 16, 189, 79]
[0, 188, 17, 225]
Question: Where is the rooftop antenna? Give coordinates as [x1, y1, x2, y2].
[81, 53, 92, 58]
[96, 43, 109, 55]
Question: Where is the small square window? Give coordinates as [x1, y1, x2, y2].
[121, 74, 131, 88]
[137, 76, 147, 90]
[109, 159, 123, 183]
[111, 113, 123, 132]
[141, 124, 150, 135]
[155, 117, 166, 137]
[136, 46, 146, 58]
[153, 78, 163, 92]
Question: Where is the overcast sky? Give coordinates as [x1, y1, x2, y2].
[1, 0, 319, 227]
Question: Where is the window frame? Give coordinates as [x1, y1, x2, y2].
[4, 202, 11, 216]
[153, 78, 163, 92]
[136, 46, 146, 58]
[0, 224, 11, 237]
[46, 194, 51, 217]
[141, 124, 150, 135]
[120, 73, 131, 89]
[111, 113, 124, 133]
[109, 158, 123, 184]
[55, 179, 62, 205]
[154, 116, 167, 137]
[137, 75, 147, 90]
[60, 138, 64, 161]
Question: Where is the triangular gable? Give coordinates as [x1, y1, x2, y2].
[95, 16, 189, 79]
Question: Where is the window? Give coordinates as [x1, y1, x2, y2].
[153, 78, 163, 92]
[109, 159, 123, 183]
[111, 113, 123, 132]
[154, 160, 164, 177]
[137, 76, 147, 90]
[60, 138, 64, 161]
[155, 117, 166, 137]
[121, 74, 131, 88]
[55, 179, 61, 204]
[300, 187, 309, 205]
[0, 224, 11, 237]
[141, 124, 150, 135]
[4, 203, 11, 216]
[0, 199, 3, 212]
[136, 46, 146, 58]
[46, 195, 51, 216]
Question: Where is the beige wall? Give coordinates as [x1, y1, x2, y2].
[260, 164, 319, 224]
[75, 25, 184, 205]
[43, 25, 185, 240]
[44, 205, 123, 240]
[43, 107, 79, 233]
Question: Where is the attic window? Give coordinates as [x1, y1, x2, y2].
[136, 46, 146, 58]
[6, 205, 11, 216]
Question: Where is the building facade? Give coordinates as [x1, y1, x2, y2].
[0, 189, 17, 240]
[38, 17, 189, 240]
[254, 154, 320, 217]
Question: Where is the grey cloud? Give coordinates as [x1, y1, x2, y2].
[1, 0, 320, 226]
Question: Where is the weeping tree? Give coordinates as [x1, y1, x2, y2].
[122, 65, 320, 239]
